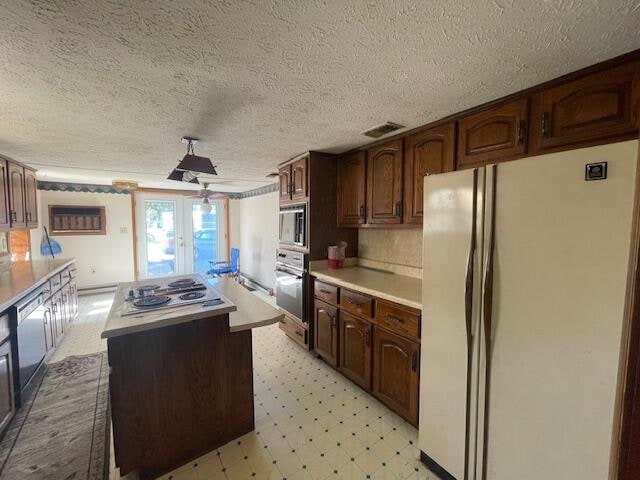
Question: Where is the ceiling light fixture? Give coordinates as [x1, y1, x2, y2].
[167, 137, 218, 183]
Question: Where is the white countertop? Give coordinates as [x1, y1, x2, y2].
[0, 258, 76, 312]
[311, 266, 422, 310]
[102, 276, 283, 339]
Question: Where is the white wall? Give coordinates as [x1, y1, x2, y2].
[30, 190, 135, 288]
[229, 191, 278, 289]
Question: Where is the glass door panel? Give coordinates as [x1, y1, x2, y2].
[191, 202, 218, 273]
[143, 199, 178, 277]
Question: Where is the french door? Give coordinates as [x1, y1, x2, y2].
[135, 192, 227, 279]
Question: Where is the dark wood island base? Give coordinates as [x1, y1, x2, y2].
[107, 312, 254, 479]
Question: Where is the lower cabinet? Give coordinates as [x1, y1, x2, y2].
[0, 319, 14, 433]
[314, 299, 338, 367]
[372, 327, 420, 425]
[339, 311, 372, 391]
[313, 278, 421, 425]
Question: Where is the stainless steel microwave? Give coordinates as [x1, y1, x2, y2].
[279, 204, 306, 246]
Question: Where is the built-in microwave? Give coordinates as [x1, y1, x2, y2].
[279, 204, 306, 246]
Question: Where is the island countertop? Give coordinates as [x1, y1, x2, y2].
[102, 275, 282, 339]
[0, 258, 76, 313]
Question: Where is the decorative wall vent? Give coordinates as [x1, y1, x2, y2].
[362, 122, 405, 138]
[49, 205, 106, 235]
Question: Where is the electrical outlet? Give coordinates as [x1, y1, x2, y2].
[90, 267, 96, 274]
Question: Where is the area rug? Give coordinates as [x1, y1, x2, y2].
[0, 352, 110, 479]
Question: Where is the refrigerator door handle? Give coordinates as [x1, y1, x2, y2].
[465, 170, 478, 343]
[483, 165, 497, 352]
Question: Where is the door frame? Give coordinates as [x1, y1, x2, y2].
[131, 188, 230, 280]
[614, 138, 640, 479]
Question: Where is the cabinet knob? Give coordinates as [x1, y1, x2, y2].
[411, 351, 419, 372]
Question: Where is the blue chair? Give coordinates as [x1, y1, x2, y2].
[207, 248, 240, 279]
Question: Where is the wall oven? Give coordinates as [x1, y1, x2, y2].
[275, 249, 307, 322]
[279, 204, 306, 247]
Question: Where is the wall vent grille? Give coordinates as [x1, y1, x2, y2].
[362, 122, 405, 138]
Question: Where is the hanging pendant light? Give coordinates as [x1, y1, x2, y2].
[201, 197, 213, 213]
[167, 137, 217, 183]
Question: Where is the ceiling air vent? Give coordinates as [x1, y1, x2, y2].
[362, 122, 405, 139]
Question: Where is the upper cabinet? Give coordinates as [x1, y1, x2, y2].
[278, 165, 291, 202]
[24, 168, 38, 228]
[290, 157, 308, 200]
[0, 156, 38, 231]
[404, 123, 455, 224]
[279, 156, 308, 203]
[337, 150, 366, 227]
[7, 162, 26, 229]
[457, 98, 529, 169]
[366, 139, 403, 225]
[530, 62, 640, 154]
[0, 160, 9, 230]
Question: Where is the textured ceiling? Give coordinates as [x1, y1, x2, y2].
[0, 1, 639, 191]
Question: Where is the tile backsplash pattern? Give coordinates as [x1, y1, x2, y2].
[358, 229, 422, 272]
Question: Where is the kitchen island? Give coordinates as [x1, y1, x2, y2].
[102, 274, 283, 479]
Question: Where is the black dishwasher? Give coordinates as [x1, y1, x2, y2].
[15, 289, 48, 394]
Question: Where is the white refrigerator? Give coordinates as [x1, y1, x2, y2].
[419, 140, 638, 480]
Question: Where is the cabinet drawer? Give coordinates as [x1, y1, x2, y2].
[340, 289, 373, 319]
[278, 315, 308, 348]
[375, 300, 420, 339]
[314, 280, 338, 305]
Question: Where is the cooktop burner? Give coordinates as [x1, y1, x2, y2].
[133, 296, 171, 308]
[138, 284, 161, 292]
[179, 291, 206, 301]
[168, 279, 196, 288]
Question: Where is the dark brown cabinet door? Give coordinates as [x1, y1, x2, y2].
[372, 327, 420, 425]
[404, 123, 455, 224]
[457, 98, 529, 169]
[314, 299, 338, 367]
[367, 139, 403, 224]
[337, 151, 366, 227]
[24, 168, 38, 227]
[7, 162, 25, 228]
[339, 311, 371, 390]
[0, 339, 15, 434]
[530, 61, 640, 154]
[291, 157, 308, 200]
[279, 165, 291, 202]
[0, 159, 9, 230]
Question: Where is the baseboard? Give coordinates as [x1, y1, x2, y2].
[420, 451, 457, 480]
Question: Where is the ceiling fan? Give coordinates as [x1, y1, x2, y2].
[188, 183, 222, 213]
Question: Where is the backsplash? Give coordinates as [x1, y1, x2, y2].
[358, 228, 422, 277]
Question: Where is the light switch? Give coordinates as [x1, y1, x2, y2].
[120, 227, 128, 233]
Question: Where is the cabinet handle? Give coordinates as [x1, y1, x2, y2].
[331, 315, 337, 328]
[295, 330, 304, 338]
[394, 201, 403, 217]
[517, 120, 526, 145]
[320, 289, 332, 295]
[542, 112, 550, 138]
[387, 313, 405, 323]
[52, 303, 57, 313]
[345, 298, 362, 307]
[10, 211, 16, 222]
[364, 329, 371, 346]
[411, 351, 419, 372]
[359, 205, 366, 224]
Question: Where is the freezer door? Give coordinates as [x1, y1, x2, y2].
[477, 141, 638, 480]
[420, 168, 484, 480]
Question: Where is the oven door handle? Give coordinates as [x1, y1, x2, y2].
[275, 267, 304, 279]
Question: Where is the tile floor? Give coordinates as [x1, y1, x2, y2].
[52, 291, 435, 480]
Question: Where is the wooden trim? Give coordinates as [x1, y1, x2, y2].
[131, 193, 139, 280]
[223, 196, 230, 261]
[612, 134, 640, 480]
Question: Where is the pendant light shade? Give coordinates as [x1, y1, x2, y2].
[176, 154, 218, 175]
[167, 168, 199, 183]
